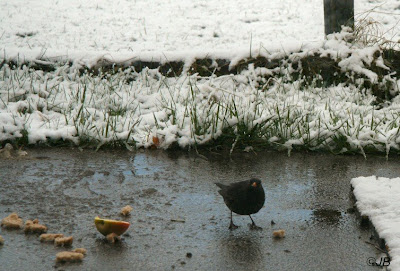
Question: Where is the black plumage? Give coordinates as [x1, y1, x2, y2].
[215, 178, 265, 230]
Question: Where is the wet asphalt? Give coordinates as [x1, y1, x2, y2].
[0, 148, 397, 271]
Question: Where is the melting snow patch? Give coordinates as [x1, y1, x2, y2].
[351, 176, 400, 270]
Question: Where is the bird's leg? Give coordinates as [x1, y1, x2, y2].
[248, 215, 262, 230]
[229, 211, 239, 230]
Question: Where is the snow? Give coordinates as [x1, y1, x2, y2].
[1, 0, 325, 54]
[0, 0, 399, 61]
[0, 31, 399, 152]
[0, 1, 399, 151]
[351, 176, 400, 271]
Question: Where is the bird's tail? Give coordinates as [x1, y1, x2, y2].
[215, 182, 227, 189]
[215, 182, 228, 198]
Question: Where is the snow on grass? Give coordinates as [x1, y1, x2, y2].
[1, 33, 400, 153]
[351, 176, 400, 270]
[0, 27, 399, 153]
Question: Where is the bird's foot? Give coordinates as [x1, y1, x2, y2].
[249, 223, 262, 230]
[229, 222, 239, 230]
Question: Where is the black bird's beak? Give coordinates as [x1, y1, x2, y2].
[251, 182, 257, 188]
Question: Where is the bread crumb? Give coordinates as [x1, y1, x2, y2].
[106, 232, 121, 243]
[40, 233, 64, 242]
[1, 213, 23, 229]
[120, 205, 133, 216]
[56, 251, 84, 263]
[0, 235, 4, 245]
[0, 143, 13, 158]
[272, 229, 286, 238]
[24, 219, 47, 233]
[55, 236, 73, 247]
[16, 149, 28, 157]
[72, 248, 87, 255]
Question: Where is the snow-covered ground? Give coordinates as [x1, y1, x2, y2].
[0, 1, 399, 152]
[0, 0, 399, 59]
[352, 176, 400, 270]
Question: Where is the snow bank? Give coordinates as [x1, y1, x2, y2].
[352, 176, 400, 270]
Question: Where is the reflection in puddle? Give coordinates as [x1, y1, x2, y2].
[284, 182, 313, 195]
[219, 236, 263, 267]
[132, 153, 165, 176]
[312, 209, 342, 225]
[267, 208, 343, 226]
[268, 209, 313, 222]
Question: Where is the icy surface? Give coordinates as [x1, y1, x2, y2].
[352, 176, 400, 271]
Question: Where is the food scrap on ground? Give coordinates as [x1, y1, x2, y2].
[56, 251, 85, 263]
[273, 229, 286, 238]
[120, 205, 133, 216]
[1, 213, 23, 229]
[24, 219, 47, 233]
[106, 233, 121, 243]
[40, 233, 64, 242]
[94, 216, 130, 236]
[72, 248, 87, 255]
[170, 218, 185, 223]
[54, 236, 73, 247]
[0, 143, 13, 158]
[0, 235, 4, 245]
[0, 144, 28, 158]
[16, 149, 28, 157]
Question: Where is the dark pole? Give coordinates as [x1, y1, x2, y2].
[324, 0, 354, 35]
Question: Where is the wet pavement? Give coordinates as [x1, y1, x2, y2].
[0, 148, 397, 271]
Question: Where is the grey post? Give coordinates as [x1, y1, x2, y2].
[324, 0, 354, 35]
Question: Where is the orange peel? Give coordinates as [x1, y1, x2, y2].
[94, 216, 130, 236]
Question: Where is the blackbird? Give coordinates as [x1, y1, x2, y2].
[215, 178, 265, 230]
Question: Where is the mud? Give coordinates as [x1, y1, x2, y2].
[0, 148, 397, 270]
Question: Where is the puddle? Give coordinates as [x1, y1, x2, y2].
[0, 148, 396, 270]
[312, 209, 343, 225]
[132, 153, 165, 176]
